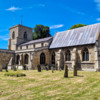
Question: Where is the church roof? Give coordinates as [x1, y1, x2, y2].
[50, 23, 100, 49]
[20, 37, 53, 46]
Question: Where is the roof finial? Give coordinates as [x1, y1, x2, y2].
[21, 15, 23, 25]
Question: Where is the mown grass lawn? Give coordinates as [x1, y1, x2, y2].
[0, 70, 100, 100]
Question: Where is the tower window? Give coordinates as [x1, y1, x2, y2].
[12, 31, 15, 39]
[23, 32, 27, 40]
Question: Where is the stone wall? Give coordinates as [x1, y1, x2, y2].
[50, 44, 96, 71]
[14, 44, 96, 71]
[32, 49, 50, 69]
[0, 49, 15, 67]
[80, 63, 95, 71]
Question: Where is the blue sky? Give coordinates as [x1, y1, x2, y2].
[0, 0, 100, 49]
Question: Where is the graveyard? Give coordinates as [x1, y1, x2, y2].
[0, 70, 100, 100]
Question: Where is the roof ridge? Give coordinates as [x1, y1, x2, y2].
[19, 36, 53, 46]
[50, 23, 100, 49]
[57, 23, 100, 34]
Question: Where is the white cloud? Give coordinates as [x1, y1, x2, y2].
[97, 18, 100, 21]
[0, 34, 9, 41]
[58, 5, 85, 15]
[50, 24, 64, 29]
[38, 4, 45, 7]
[95, 0, 100, 3]
[94, 0, 100, 11]
[6, 3, 45, 12]
[68, 8, 85, 15]
[6, 6, 22, 12]
[31, 4, 45, 8]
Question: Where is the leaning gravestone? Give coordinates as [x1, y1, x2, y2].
[73, 64, 77, 76]
[64, 65, 68, 78]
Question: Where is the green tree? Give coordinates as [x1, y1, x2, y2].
[69, 23, 87, 30]
[33, 25, 51, 40]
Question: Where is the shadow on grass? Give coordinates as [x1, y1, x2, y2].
[65, 75, 84, 79]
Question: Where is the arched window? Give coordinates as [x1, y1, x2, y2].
[51, 52, 55, 64]
[23, 32, 27, 40]
[16, 55, 20, 64]
[25, 54, 29, 64]
[82, 48, 89, 61]
[66, 50, 71, 61]
[40, 53, 45, 64]
[12, 31, 15, 39]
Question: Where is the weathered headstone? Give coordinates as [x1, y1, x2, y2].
[74, 64, 77, 76]
[56, 64, 58, 70]
[37, 65, 41, 72]
[64, 65, 68, 78]
[0, 65, 2, 72]
[51, 66, 54, 73]
[45, 64, 49, 71]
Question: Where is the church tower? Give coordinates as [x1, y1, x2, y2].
[8, 24, 33, 50]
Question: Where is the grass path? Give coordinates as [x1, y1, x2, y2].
[0, 70, 100, 100]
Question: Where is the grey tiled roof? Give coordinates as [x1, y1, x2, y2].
[20, 37, 53, 46]
[50, 23, 100, 49]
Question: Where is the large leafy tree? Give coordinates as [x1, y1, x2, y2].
[33, 25, 51, 40]
[69, 23, 87, 30]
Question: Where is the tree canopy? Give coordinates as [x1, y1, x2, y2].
[69, 23, 87, 30]
[33, 25, 51, 40]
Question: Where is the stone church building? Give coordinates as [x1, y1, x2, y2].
[1, 23, 100, 71]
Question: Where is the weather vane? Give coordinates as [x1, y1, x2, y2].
[13, 9, 15, 25]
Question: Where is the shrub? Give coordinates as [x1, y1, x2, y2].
[4, 72, 26, 77]
[37, 65, 41, 72]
